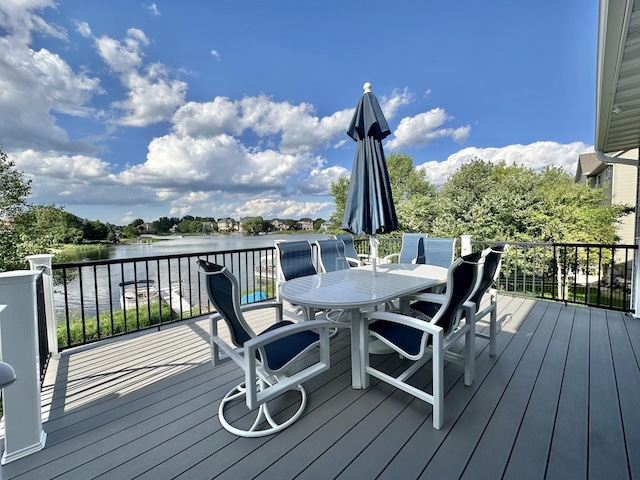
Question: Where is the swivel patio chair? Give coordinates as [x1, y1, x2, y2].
[382, 233, 427, 264]
[197, 259, 332, 437]
[316, 239, 351, 273]
[362, 250, 487, 430]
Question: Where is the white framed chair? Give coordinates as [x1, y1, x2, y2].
[411, 245, 508, 356]
[334, 233, 369, 266]
[316, 239, 351, 273]
[382, 233, 427, 264]
[274, 240, 317, 320]
[197, 259, 332, 437]
[362, 251, 487, 429]
[416, 237, 457, 268]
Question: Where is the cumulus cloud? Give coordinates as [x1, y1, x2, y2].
[379, 87, 413, 120]
[0, 0, 66, 40]
[386, 108, 471, 151]
[416, 141, 593, 185]
[210, 49, 220, 60]
[0, 7, 102, 152]
[96, 29, 187, 126]
[172, 94, 352, 154]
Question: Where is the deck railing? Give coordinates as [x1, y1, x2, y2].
[49, 238, 637, 351]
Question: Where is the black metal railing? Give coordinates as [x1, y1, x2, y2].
[49, 238, 637, 351]
[471, 241, 636, 311]
[35, 268, 51, 384]
[52, 246, 280, 350]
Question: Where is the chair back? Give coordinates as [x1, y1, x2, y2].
[335, 234, 361, 261]
[468, 245, 508, 308]
[417, 237, 457, 268]
[430, 252, 485, 335]
[316, 239, 350, 272]
[398, 233, 427, 263]
[275, 240, 317, 281]
[197, 259, 253, 348]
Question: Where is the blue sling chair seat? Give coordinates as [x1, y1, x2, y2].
[197, 259, 332, 437]
[362, 250, 487, 429]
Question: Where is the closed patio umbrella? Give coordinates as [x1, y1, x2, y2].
[342, 82, 398, 275]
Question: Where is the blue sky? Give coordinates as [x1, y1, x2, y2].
[0, 0, 596, 225]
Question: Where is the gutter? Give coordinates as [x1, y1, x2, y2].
[595, 150, 638, 166]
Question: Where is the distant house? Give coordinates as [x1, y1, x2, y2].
[136, 222, 155, 233]
[575, 151, 636, 246]
[271, 219, 288, 231]
[217, 218, 238, 232]
[201, 221, 215, 233]
[297, 217, 314, 231]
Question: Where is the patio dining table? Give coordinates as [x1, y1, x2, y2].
[278, 263, 448, 389]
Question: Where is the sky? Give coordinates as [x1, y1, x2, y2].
[0, 0, 597, 225]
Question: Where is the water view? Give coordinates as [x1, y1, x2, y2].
[54, 233, 332, 319]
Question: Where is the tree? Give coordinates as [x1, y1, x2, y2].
[313, 218, 324, 231]
[242, 216, 267, 235]
[328, 175, 350, 232]
[0, 147, 33, 271]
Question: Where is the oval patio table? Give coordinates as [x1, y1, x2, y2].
[279, 263, 448, 389]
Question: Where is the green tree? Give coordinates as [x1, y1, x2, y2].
[243, 216, 266, 235]
[328, 176, 350, 232]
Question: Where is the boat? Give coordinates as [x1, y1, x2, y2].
[254, 256, 276, 278]
[119, 280, 159, 310]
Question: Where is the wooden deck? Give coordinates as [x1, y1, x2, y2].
[4, 295, 640, 479]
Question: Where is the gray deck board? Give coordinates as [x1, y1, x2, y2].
[4, 296, 640, 479]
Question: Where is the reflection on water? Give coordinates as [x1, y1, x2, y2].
[55, 233, 331, 318]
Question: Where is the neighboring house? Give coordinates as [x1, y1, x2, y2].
[297, 218, 314, 231]
[575, 151, 637, 273]
[136, 222, 155, 233]
[575, 151, 637, 246]
[217, 218, 238, 232]
[201, 221, 215, 233]
[271, 219, 288, 231]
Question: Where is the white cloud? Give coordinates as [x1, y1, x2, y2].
[0, 0, 66, 40]
[172, 94, 352, 154]
[74, 21, 92, 38]
[386, 108, 471, 151]
[379, 87, 413, 120]
[146, 3, 161, 16]
[210, 49, 220, 60]
[0, 21, 102, 151]
[416, 141, 593, 185]
[95, 29, 187, 126]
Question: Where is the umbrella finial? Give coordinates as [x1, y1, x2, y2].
[363, 82, 371, 93]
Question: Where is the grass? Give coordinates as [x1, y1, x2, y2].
[57, 300, 181, 348]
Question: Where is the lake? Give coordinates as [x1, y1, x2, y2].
[65, 233, 332, 261]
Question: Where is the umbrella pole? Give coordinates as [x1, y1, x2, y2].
[370, 235, 378, 277]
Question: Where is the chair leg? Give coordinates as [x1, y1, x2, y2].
[464, 328, 475, 386]
[489, 301, 497, 356]
[218, 379, 307, 438]
[432, 335, 444, 430]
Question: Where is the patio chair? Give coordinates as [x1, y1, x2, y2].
[196, 259, 332, 437]
[316, 239, 351, 272]
[382, 233, 427, 264]
[362, 250, 487, 430]
[275, 240, 318, 320]
[411, 245, 508, 356]
[415, 237, 457, 268]
[334, 233, 369, 266]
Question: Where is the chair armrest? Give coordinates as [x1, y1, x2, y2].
[244, 319, 333, 351]
[241, 300, 283, 321]
[346, 256, 361, 267]
[406, 292, 446, 304]
[382, 252, 399, 264]
[363, 311, 443, 336]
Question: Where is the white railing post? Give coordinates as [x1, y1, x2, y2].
[0, 271, 47, 464]
[26, 254, 58, 358]
[461, 235, 473, 256]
